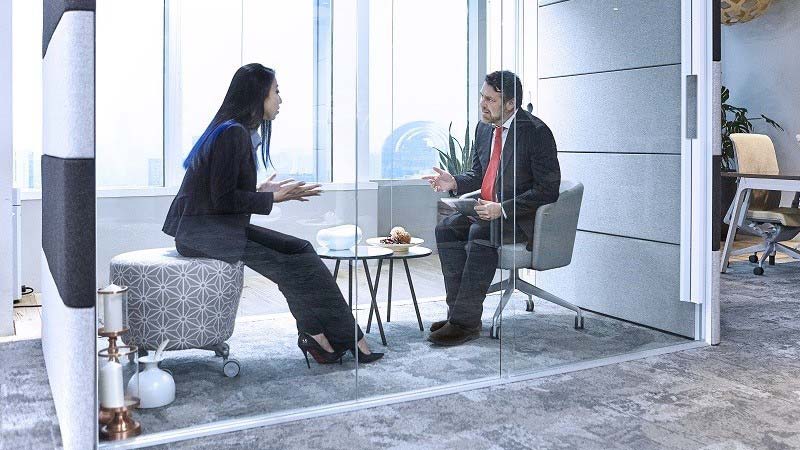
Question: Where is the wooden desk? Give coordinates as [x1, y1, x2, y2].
[720, 172, 800, 272]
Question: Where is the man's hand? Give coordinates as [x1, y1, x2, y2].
[258, 174, 296, 193]
[475, 199, 503, 221]
[422, 167, 457, 193]
[273, 180, 323, 203]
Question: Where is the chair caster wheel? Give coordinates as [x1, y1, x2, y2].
[749, 254, 759, 263]
[490, 325, 501, 339]
[223, 359, 240, 377]
[753, 267, 764, 276]
[525, 300, 535, 312]
[574, 316, 585, 329]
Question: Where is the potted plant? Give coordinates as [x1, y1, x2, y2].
[719, 85, 783, 235]
[432, 123, 474, 220]
[432, 122, 475, 181]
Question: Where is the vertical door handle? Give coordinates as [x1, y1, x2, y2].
[686, 74, 698, 139]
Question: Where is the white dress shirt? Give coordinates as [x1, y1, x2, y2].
[490, 109, 518, 156]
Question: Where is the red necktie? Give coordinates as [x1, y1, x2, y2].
[481, 126, 504, 201]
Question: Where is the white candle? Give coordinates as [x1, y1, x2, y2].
[103, 292, 124, 332]
[99, 361, 125, 408]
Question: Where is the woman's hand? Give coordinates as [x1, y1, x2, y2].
[273, 180, 323, 203]
[258, 174, 295, 193]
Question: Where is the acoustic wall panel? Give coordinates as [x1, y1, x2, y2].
[43, 0, 95, 56]
[536, 231, 696, 337]
[42, 11, 95, 160]
[538, 0, 689, 338]
[539, 0, 681, 79]
[559, 152, 681, 244]
[40, 255, 96, 450]
[41, 155, 95, 307]
[539, 65, 681, 155]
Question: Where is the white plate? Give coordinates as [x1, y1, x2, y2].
[366, 237, 424, 253]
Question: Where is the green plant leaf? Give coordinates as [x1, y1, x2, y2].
[447, 123, 459, 174]
[461, 126, 469, 169]
[761, 114, 784, 131]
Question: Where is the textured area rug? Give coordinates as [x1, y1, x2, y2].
[135, 291, 687, 435]
[154, 260, 800, 450]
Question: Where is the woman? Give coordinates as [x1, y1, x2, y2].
[163, 63, 382, 365]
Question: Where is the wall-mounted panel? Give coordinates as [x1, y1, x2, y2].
[42, 12, 94, 159]
[559, 152, 681, 244]
[539, 0, 681, 78]
[539, 65, 681, 154]
[536, 231, 696, 337]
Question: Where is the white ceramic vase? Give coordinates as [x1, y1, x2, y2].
[127, 354, 176, 408]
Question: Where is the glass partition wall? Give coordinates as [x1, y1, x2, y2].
[498, 0, 699, 376]
[95, 0, 701, 446]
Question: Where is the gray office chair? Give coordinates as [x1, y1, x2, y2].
[461, 180, 585, 339]
[725, 134, 800, 275]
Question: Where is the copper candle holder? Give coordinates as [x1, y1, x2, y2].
[98, 327, 130, 361]
[98, 325, 140, 440]
[99, 397, 141, 440]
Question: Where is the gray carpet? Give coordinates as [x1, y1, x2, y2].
[151, 260, 800, 449]
[4, 259, 800, 449]
[0, 339, 62, 450]
[133, 293, 685, 435]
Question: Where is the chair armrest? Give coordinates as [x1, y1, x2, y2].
[459, 190, 481, 200]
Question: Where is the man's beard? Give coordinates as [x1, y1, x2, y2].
[482, 110, 501, 124]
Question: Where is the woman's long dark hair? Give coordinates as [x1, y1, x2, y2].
[183, 63, 275, 169]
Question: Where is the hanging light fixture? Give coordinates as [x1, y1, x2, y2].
[721, 0, 774, 25]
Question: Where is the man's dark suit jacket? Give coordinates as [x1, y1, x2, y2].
[162, 123, 273, 263]
[452, 109, 561, 249]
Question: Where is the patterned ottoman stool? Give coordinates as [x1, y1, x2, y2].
[110, 248, 245, 377]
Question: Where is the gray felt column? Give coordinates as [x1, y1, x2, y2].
[41, 1, 97, 448]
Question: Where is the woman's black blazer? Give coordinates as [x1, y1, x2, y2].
[162, 123, 273, 263]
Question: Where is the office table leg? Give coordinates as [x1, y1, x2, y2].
[387, 260, 394, 322]
[721, 187, 748, 273]
[366, 258, 382, 333]
[403, 260, 424, 331]
[362, 259, 386, 345]
[348, 260, 353, 308]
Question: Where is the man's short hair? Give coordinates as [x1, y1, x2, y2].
[485, 71, 523, 109]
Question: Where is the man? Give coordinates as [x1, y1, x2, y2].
[422, 70, 560, 346]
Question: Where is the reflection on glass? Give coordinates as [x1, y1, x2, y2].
[90, 1, 701, 445]
[369, 0, 468, 181]
[96, 0, 164, 189]
[242, 0, 316, 181]
[11, 0, 43, 189]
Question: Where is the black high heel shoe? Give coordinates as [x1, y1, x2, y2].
[297, 332, 345, 368]
[350, 347, 384, 364]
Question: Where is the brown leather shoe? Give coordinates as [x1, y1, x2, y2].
[429, 320, 448, 332]
[427, 322, 481, 347]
